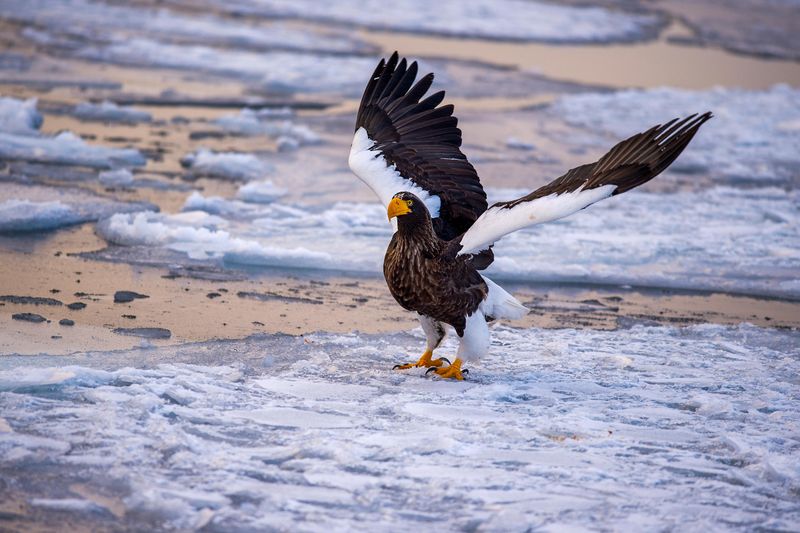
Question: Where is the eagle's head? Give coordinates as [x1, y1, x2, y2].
[387, 192, 432, 231]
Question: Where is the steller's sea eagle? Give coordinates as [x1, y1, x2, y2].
[349, 52, 711, 380]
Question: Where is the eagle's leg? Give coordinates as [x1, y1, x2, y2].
[427, 310, 487, 380]
[393, 315, 448, 370]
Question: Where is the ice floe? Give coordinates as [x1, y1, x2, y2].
[73, 100, 152, 123]
[98, 168, 134, 187]
[0, 96, 42, 135]
[0, 97, 145, 169]
[550, 84, 800, 186]
[200, 0, 664, 43]
[0, 323, 797, 530]
[0, 183, 156, 233]
[0, 200, 83, 233]
[96, 186, 800, 298]
[180, 149, 272, 181]
[236, 181, 287, 204]
[215, 108, 322, 150]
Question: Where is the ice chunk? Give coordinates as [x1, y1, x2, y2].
[98, 168, 134, 187]
[0, 96, 42, 135]
[0, 131, 145, 168]
[180, 149, 272, 181]
[0, 200, 83, 233]
[236, 181, 287, 204]
[550, 84, 800, 185]
[214, 109, 321, 149]
[74, 100, 152, 123]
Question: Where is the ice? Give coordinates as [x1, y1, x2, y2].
[202, 0, 663, 43]
[0, 183, 157, 233]
[0, 0, 371, 55]
[0, 200, 83, 233]
[215, 109, 322, 150]
[236, 181, 287, 204]
[180, 149, 272, 181]
[80, 39, 378, 95]
[98, 168, 134, 187]
[0, 96, 42, 135]
[0, 323, 798, 529]
[550, 84, 800, 185]
[73, 100, 152, 123]
[95, 187, 800, 298]
[0, 97, 146, 168]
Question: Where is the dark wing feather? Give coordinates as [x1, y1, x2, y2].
[501, 112, 712, 209]
[353, 52, 487, 240]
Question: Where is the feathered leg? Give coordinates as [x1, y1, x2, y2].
[428, 310, 488, 380]
[393, 314, 448, 370]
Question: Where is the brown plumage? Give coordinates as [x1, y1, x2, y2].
[383, 192, 486, 337]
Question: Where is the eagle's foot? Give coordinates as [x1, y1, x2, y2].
[393, 350, 449, 370]
[426, 358, 468, 380]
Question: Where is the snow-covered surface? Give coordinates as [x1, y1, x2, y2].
[0, 96, 42, 134]
[73, 100, 152, 123]
[95, 186, 800, 298]
[215, 109, 321, 150]
[1, 323, 798, 530]
[550, 84, 800, 186]
[0, 0, 372, 54]
[207, 0, 663, 43]
[180, 149, 272, 181]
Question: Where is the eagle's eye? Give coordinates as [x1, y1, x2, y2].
[406, 200, 413, 206]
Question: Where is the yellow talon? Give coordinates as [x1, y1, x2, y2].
[428, 358, 466, 380]
[393, 350, 448, 370]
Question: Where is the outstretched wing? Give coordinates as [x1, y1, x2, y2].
[348, 52, 487, 241]
[458, 112, 712, 255]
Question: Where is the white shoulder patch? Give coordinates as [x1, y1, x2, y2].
[458, 184, 617, 255]
[348, 127, 441, 221]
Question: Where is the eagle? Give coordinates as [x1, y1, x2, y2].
[348, 52, 711, 380]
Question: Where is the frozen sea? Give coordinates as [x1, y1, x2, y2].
[2, 323, 799, 531]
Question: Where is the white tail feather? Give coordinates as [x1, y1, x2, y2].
[480, 276, 528, 320]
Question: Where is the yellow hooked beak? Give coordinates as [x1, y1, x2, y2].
[387, 197, 411, 220]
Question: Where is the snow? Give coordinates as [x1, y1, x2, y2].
[0, 323, 798, 530]
[215, 108, 322, 150]
[73, 100, 151, 123]
[95, 187, 800, 298]
[208, 0, 664, 43]
[180, 149, 272, 181]
[550, 84, 800, 186]
[0, 96, 42, 134]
